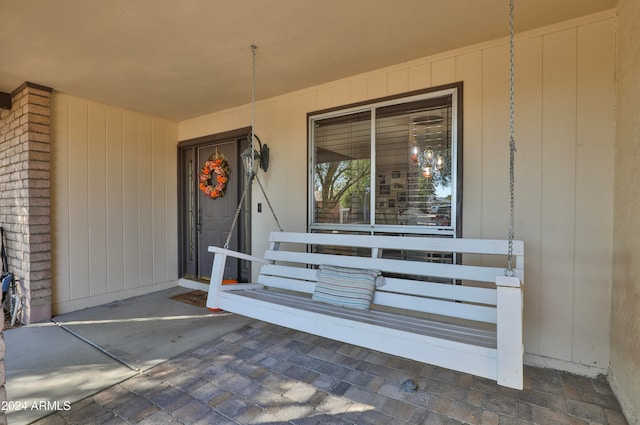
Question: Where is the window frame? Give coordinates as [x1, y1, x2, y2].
[307, 83, 463, 237]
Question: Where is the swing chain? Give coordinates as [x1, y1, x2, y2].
[223, 44, 283, 249]
[256, 175, 284, 232]
[224, 163, 282, 250]
[505, 0, 517, 277]
[249, 44, 283, 232]
[250, 44, 257, 176]
[223, 175, 253, 249]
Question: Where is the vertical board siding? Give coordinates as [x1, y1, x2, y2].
[67, 98, 90, 300]
[52, 94, 178, 313]
[367, 73, 388, 100]
[573, 19, 615, 368]
[456, 51, 483, 239]
[179, 13, 615, 370]
[138, 117, 153, 286]
[481, 45, 510, 241]
[331, 82, 351, 109]
[165, 121, 179, 281]
[106, 107, 125, 293]
[284, 92, 317, 234]
[88, 103, 108, 297]
[540, 28, 578, 361]
[408, 63, 431, 92]
[122, 112, 140, 289]
[123, 112, 140, 287]
[51, 95, 71, 303]
[348, 79, 368, 104]
[316, 86, 333, 111]
[152, 119, 168, 284]
[388, 68, 409, 96]
[431, 57, 456, 86]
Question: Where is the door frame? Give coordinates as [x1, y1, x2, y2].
[177, 126, 252, 281]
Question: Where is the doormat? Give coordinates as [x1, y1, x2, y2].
[170, 290, 208, 308]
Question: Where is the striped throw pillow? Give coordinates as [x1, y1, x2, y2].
[312, 265, 380, 310]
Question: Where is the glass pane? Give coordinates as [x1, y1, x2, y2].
[312, 111, 372, 225]
[375, 96, 453, 228]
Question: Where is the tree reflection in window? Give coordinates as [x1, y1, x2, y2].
[314, 158, 370, 224]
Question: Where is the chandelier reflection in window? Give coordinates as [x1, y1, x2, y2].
[408, 114, 451, 185]
[411, 146, 445, 178]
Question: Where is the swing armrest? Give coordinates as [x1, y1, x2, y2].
[207, 246, 272, 265]
[207, 246, 272, 310]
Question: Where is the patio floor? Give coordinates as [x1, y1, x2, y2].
[29, 319, 628, 425]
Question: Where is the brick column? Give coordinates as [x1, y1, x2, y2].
[0, 82, 52, 325]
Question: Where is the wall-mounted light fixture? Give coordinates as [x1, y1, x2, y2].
[240, 132, 269, 177]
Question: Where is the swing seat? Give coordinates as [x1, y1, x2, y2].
[206, 231, 524, 389]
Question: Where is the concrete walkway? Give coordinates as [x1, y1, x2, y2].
[4, 287, 253, 424]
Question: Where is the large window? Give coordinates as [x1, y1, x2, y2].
[309, 84, 462, 237]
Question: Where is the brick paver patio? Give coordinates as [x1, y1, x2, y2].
[33, 321, 628, 425]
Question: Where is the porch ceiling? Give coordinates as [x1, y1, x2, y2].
[0, 0, 617, 121]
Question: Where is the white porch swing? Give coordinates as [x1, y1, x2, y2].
[206, 2, 524, 389]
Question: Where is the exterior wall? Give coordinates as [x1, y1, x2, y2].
[0, 83, 53, 325]
[50, 93, 179, 314]
[180, 11, 616, 374]
[611, 0, 640, 422]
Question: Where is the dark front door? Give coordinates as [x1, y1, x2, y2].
[179, 131, 250, 283]
[197, 141, 239, 280]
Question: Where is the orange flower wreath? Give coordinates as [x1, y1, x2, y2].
[198, 153, 231, 199]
